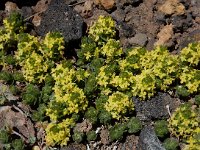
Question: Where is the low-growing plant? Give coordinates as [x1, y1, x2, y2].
[45, 118, 75, 147]
[9, 84, 20, 95]
[11, 139, 25, 150]
[154, 120, 169, 138]
[12, 71, 25, 82]
[194, 95, 200, 106]
[0, 71, 14, 84]
[98, 110, 112, 125]
[175, 85, 190, 97]
[32, 103, 47, 122]
[0, 128, 25, 150]
[84, 107, 98, 124]
[0, 128, 10, 144]
[22, 84, 40, 106]
[104, 91, 134, 120]
[168, 103, 200, 146]
[0, 12, 200, 148]
[163, 138, 179, 150]
[109, 123, 127, 141]
[72, 131, 85, 143]
[86, 130, 97, 142]
[127, 117, 142, 134]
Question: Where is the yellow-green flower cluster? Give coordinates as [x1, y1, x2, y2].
[21, 52, 50, 83]
[179, 43, 200, 94]
[46, 63, 88, 121]
[132, 69, 156, 99]
[16, 33, 40, 65]
[0, 12, 24, 66]
[168, 103, 200, 146]
[14, 32, 65, 83]
[180, 43, 200, 66]
[45, 118, 75, 146]
[105, 91, 134, 120]
[119, 47, 146, 71]
[110, 71, 134, 91]
[140, 47, 178, 89]
[41, 32, 65, 60]
[89, 15, 116, 44]
[184, 129, 200, 150]
[180, 67, 200, 93]
[3, 12, 25, 33]
[101, 39, 123, 62]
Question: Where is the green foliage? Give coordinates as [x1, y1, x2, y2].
[168, 103, 200, 146]
[154, 120, 169, 138]
[9, 85, 20, 95]
[105, 91, 134, 120]
[175, 85, 190, 97]
[72, 131, 85, 143]
[14, 31, 65, 84]
[0, 71, 13, 84]
[4, 55, 16, 66]
[88, 15, 116, 45]
[0, 12, 24, 51]
[86, 130, 97, 141]
[45, 118, 75, 146]
[11, 139, 25, 150]
[109, 123, 127, 141]
[0, 129, 9, 144]
[194, 95, 200, 106]
[179, 67, 200, 94]
[98, 110, 112, 125]
[127, 117, 142, 134]
[32, 103, 47, 121]
[180, 42, 200, 66]
[22, 84, 40, 106]
[1, 13, 200, 147]
[0, 128, 25, 150]
[163, 138, 179, 150]
[40, 85, 53, 104]
[84, 107, 98, 124]
[13, 71, 25, 82]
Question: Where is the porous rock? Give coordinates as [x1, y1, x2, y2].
[137, 126, 165, 150]
[128, 33, 148, 46]
[36, 0, 83, 42]
[133, 92, 180, 121]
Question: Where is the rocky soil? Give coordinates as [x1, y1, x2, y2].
[0, 0, 200, 150]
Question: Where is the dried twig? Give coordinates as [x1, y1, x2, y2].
[68, 1, 86, 7]
[24, 11, 44, 21]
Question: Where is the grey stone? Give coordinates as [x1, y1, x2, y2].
[20, 6, 33, 18]
[128, 33, 148, 46]
[116, 0, 143, 8]
[111, 8, 126, 22]
[137, 126, 165, 150]
[36, 0, 83, 42]
[133, 92, 180, 121]
[179, 29, 200, 50]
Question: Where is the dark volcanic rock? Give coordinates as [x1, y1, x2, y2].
[137, 126, 165, 150]
[36, 0, 83, 42]
[133, 92, 180, 121]
[170, 13, 193, 32]
[179, 29, 200, 50]
[116, 0, 143, 8]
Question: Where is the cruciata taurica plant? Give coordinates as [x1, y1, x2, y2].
[1, 12, 200, 147]
[168, 103, 200, 149]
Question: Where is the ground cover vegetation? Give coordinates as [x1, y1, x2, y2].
[0, 12, 199, 149]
